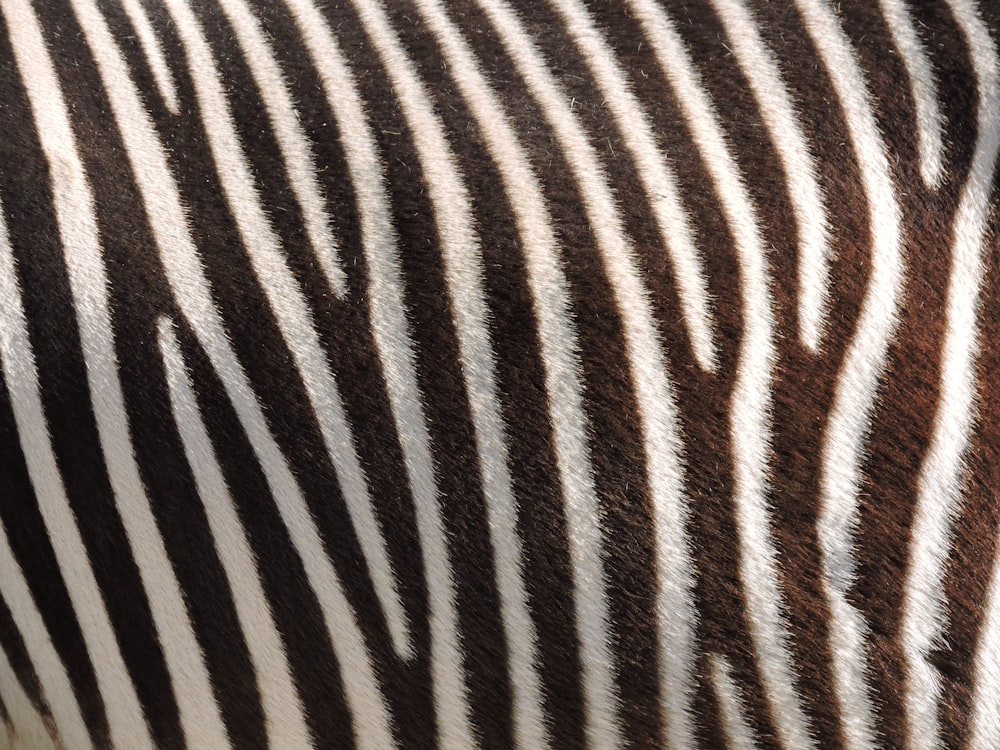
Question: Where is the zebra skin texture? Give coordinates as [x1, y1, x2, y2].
[1, 0, 999, 747]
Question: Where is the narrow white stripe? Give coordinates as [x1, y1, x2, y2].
[399, 0, 618, 745]
[1, 1, 231, 747]
[118, 0, 181, 115]
[708, 0, 833, 351]
[0, 521, 92, 750]
[60, 0, 398, 745]
[159, 0, 411, 659]
[799, 0, 906, 748]
[273, 4, 494, 748]
[879, 0, 945, 188]
[477, 2, 699, 748]
[709, 655, 759, 750]
[0, 182, 152, 750]
[213, 0, 347, 297]
[341, 0, 550, 743]
[911, 2, 1000, 748]
[157, 317, 314, 750]
[0, 644, 58, 750]
[628, 4, 816, 748]
[546, 3, 706, 744]
[548, 0, 716, 373]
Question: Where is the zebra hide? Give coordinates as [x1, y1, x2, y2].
[1, 0, 998, 747]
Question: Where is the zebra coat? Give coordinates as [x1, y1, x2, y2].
[0, 0, 998, 747]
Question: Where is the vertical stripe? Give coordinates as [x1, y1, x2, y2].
[709, 654, 759, 750]
[212, 0, 347, 297]
[0, 178, 152, 750]
[395, 0, 614, 745]
[708, 0, 833, 351]
[0, 522, 91, 750]
[910, 2, 1000, 748]
[0, 1, 231, 747]
[271, 0, 466, 744]
[158, 0, 411, 660]
[117, 0, 180, 114]
[58, 0, 398, 745]
[157, 316, 314, 750]
[0, 643, 58, 750]
[629, 3, 815, 747]
[547, 0, 717, 374]
[546, 4, 703, 745]
[878, 0, 945, 188]
[476, 2, 699, 748]
[799, 0, 906, 747]
[342, 0, 549, 743]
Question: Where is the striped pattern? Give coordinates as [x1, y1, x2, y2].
[1, 0, 999, 748]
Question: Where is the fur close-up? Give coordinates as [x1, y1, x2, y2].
[1, 0, 998, 747]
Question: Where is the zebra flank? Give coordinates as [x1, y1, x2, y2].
[2, 0, 1000, 747]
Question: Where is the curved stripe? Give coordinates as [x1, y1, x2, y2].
[909, 2, 999, 747]
[709, 655, 759, 750]
[157, 317, 314, 750]
[273, 3, 497, 747]
[799, 0, 906, 747]
[0, 522, 92, 750]
[708, 0, 833, 351]
[0, 189, 152, 750]
[878, 0, 945, 188]
[213, 0, 347, 297]
[59, 0, 398, 745]
[476, 2, 701, 747]
[160, 0, 411, 659]
[547, 3, 705, 744]
[0, 643, 58, 750]
[395, 1, 563, 746]
[118, 0, 181, 115]
[2, 1, 232, 747]
[400, 0, 628, 744]
[340, 0, 555, 743]
[549, 0, 717, 373]
[628, 3, 816, 747]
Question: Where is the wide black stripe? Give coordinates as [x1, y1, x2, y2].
[172, 317, 358, 749]
[0, 4, 190, 746]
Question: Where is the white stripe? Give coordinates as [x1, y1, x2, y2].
[1, 1, 231, 747]
[800, 0, 906, 747]
[213, 0, 347, 297]
[401, 0, 617, 745]
[973, 538, 1000, 749]
[707, 0, 833, 351]
[548, 0, 716, 373]
[912, 2, 1000, 748]
[0, 644, 58, 750]
[878, 0, 945, 187]
[477, 2, 699, 748]
[157, 317, 314, 750]
[118, 0, 180, 115]
[0, 521, 92, 750]
[628, 4, 815, 748]
[546, 4, 704, 744]
[159, 0, 411, 659]
[709, 655, 759, 750]
[59, 0, 398, 745]
[274, 4, 489, 747]
[342, 0, 547, 744]
[0, 180, 152, 750]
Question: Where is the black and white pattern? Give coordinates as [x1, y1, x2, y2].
[1, 0, 999, 748]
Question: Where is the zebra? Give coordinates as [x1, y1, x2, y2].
[0, 0, 998, 746]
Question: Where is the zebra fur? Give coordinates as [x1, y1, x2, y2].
[1, 0, 999, 747]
